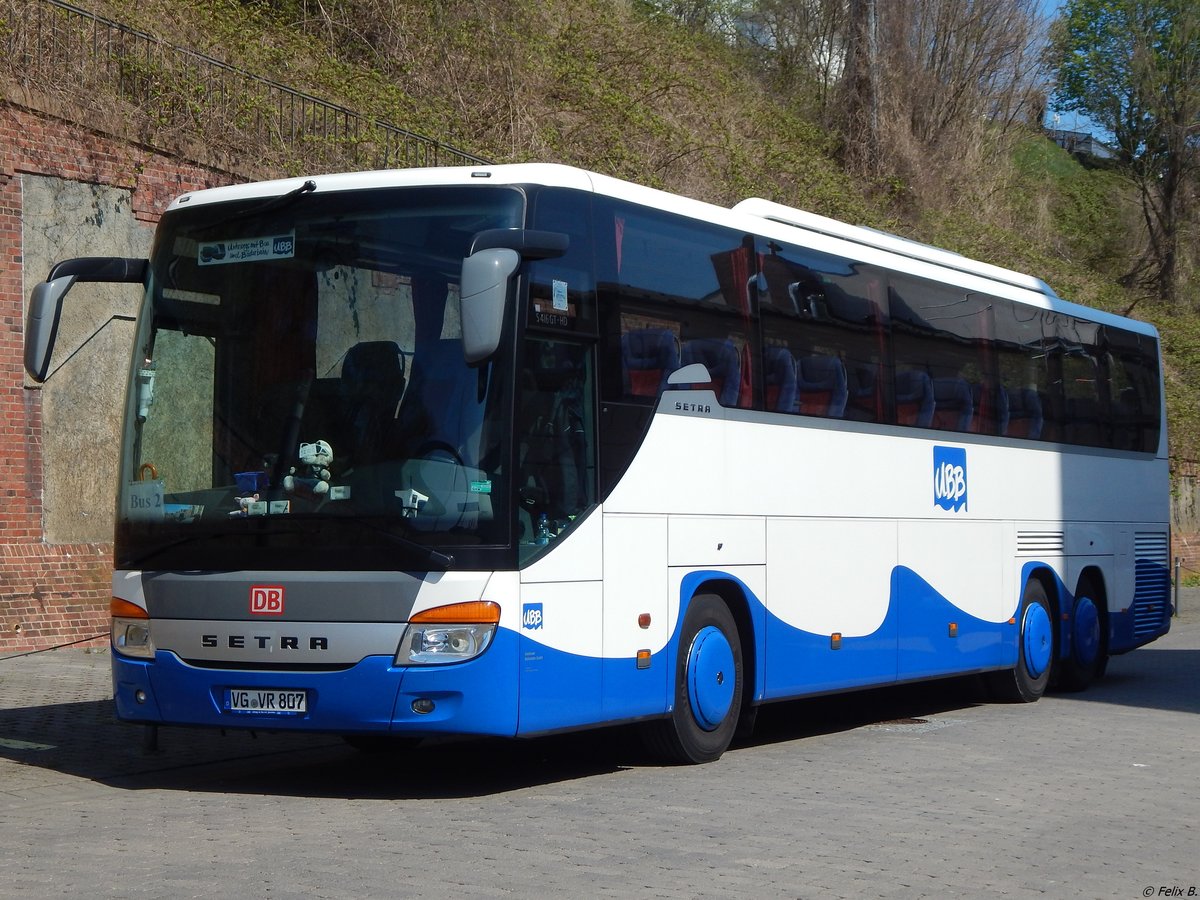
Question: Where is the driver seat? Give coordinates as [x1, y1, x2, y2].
[340, 341, 406, 465]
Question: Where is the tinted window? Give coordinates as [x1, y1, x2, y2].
[889, 275, 1001, 435]
[758, 242, 888, 422]
[596, 199, 755, 409]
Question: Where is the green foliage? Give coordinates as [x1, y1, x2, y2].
[1049, 0, 1141, 160]
[1010, 134, 1132, 278]
[1050, 0, 1200, 161]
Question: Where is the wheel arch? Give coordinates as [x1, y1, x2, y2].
[1024, 565, 1061, 617]
[1075, 565, 1108, 608]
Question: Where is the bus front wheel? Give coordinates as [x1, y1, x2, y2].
[643, 593, 743, 764]
[987, 578, 1053, 703]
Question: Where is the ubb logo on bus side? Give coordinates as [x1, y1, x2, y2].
[933, 446, 968, 513]
[250, 585, 285, 615]
[522, 603, 543, 630]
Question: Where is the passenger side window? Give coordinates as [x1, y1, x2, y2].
[889, 276, 998, 435]
[758, 243, 888, 422]
[596, 199, 755, 409]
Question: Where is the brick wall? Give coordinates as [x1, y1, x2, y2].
[0, 97, 234, 654]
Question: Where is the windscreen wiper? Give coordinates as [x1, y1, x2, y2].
[191, 179, 317, 236]
[337, 517, 455, 571]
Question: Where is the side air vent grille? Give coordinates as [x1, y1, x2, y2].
[1132, 532, 1170, 637]
[1016, 531, 1065, 555]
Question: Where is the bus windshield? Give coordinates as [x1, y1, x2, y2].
[116, 185, 524, 571]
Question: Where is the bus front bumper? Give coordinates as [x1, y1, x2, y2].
[111, 631, 520, 737]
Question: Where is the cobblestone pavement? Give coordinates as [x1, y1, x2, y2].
[1, 601, 1198, 899]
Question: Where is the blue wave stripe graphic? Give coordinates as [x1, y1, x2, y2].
[517, 567, 1023, 722]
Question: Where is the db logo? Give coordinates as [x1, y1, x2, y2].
[522, 603, 543, 630]
[250, 585, 285, 615]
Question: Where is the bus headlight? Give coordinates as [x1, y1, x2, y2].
[111, 598, 155, 659]
[396, 601, 500, 666]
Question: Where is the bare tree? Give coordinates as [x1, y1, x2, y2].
[741, 0, 849, 117]
[834, 0, 1048, 177]
[881, 0, 1047, 144]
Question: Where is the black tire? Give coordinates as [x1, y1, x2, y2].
[1054, 577, 1108, 692]
[733, 700, 759, 746]
[642, 593, 743, 764]
[986, 578, 1054, 703]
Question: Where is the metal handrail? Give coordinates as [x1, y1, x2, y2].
[0, 0, 490, 173]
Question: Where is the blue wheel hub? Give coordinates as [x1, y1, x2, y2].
[686, 625, 735, 731]
[1022, 602, 1053, 678]
[1073, 596, 1100, 665]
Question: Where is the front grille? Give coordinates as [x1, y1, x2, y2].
[1132, 532, 1170, 637]
[180, 659, 356, 672]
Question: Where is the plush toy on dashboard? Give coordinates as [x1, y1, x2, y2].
[283, 440, 333, 499]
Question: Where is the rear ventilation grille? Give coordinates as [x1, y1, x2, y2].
[1016, 531, 1064, 555]
[1132, 532, 1170, 638]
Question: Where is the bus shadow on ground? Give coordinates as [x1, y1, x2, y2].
[1049, 645, 1200, 715]
[0, 645, 1193, 799]
[0, 695, 636, 798]
[742, 674, 988, 752]
[0, 680, 983, 800]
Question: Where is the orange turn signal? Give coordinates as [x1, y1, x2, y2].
[111, 598, 148, 619]
[410, 601, 501, 625]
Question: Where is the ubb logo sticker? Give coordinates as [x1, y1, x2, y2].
[522, 603, 543, 630]
[933, 446, 968, 512]
[250, 585, 285, 615]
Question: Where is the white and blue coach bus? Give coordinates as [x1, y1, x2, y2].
[25, 164, 1170, 763]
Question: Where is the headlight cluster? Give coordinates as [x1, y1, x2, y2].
[111, 598, 154, 659]
[396, 601, 500, 666]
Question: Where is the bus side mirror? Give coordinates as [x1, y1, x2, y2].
[460, 248, 520, 366]
[459, 229, 568, 366]
[24, 257, 148, 382]
[25, 275, 76, 383]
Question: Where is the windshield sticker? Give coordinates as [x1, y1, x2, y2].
[552, 279, 569, 311]
[126, 479, 164, 521]
[198, 232, 295, 266]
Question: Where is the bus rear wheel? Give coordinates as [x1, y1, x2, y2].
[1055, 578, 1108, 692]
[643, 593, 743, 764]
[987, 578, 1053, 703]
